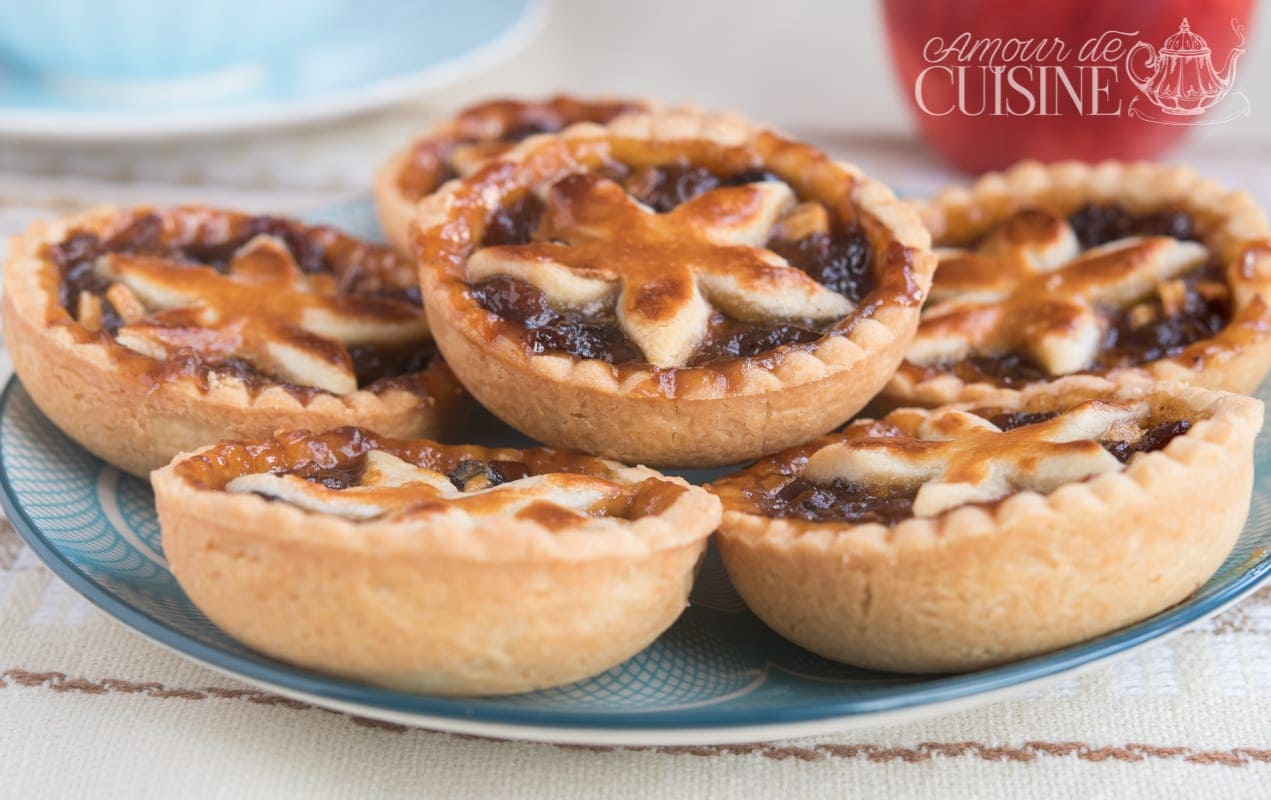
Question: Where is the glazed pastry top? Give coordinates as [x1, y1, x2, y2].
[177, 427, 694, 530]
[43, 207, 447, 400]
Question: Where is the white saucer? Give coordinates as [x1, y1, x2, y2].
[0, 0, 548, 141]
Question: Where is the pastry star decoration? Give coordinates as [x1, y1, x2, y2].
[226, 450, 624, 523]
[467, 173, 854, 367]
[906, 208, 1210, 375]
[92, 235, 428, 394]
[803, 400, 1142, 517]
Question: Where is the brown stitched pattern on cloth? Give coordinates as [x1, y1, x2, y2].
[0, 669, 406, 732]
[3, 669, 1271, 765]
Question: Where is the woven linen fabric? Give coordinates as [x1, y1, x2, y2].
[2, 134, 1270, 800]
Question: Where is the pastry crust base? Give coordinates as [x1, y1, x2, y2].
[374, 146, 421, 256]
[714, 378, 1264, 673]
[2, 207, 468, 478]
[153, 451, 717, 696]
[426, 305, 909, 468]
[883, 160, 1271, 408]
[413, 109, 936, 467]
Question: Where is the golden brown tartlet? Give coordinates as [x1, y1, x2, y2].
[881, 160, 1271, 410]
[375, 95, 650, 254]
[2, 206, 467, 477]
[711, 378, 1262, 673]
[412, 108, 936, 467]
[153, 427, 719, 695]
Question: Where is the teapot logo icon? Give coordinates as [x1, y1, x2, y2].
[1126, 18, 1249, 123]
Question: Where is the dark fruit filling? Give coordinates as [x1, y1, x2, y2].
[760, 411, 1191, 524]
[281, 431, 383, 491]
[980, 410, 1060, 430]
[624, 164, 784, 213]
[767, 220, 874, 301]
[973, 406, 1192, 462]
[446, 459, 533, 491]
[1101, 419, 1192, 463]
[625, 164, 723, 212]
[1067, 203, 1196, 249]
[52, 214, 337, 284]
[471, 276, 641, 364]
[763, 477, 916, 525]
[474, 275, 830, 366]
[481, 193, 546, 247]
[346, 344, 437, 387]
[293, 456, 369, 491]
[932, 205, 1228, 384]
[687, 315, 824, 366]
[49, 213, 433, 393]
[290, 454, 534, 493]
[936, 353, 1051, 388]
[1098, 263, 1229, 367]
[472, 164, 876, 365]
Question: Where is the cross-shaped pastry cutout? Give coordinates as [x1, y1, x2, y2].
[907, 209, 1210, 375]
[803, 400, 1143, 517]
[89, 235, 429, 394]
[467, 174, 854, 368]
[227, 450, 625, 522]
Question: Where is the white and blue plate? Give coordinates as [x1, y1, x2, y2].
[0, 0, 547, 141]
[2, 198, 1270, 745]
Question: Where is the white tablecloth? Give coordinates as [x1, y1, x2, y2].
[2, 105, 1270, 799]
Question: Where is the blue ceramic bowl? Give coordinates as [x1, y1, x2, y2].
[0, 0, 349, 80]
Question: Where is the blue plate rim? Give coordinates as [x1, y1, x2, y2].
[3, 374, 1270, 733]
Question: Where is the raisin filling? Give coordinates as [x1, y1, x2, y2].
[767, 219, 874, 301]
[471, 164, 874, 366]
[293, 455, 369, 491]
[937, 354, 1052, 389]
[1097, 262, 1229, 367]
[1067, 203, 1197, 249]
[481, 193, 546, 247]
[931, 205, 1229, 384]
[471, 276, 642, 364]
[473, 275, 831, 366]
[760, 412, 1191, 524]
[446, 459, 533, 491]
[1101, 420, 1192, 463]
[688, 315, 824, 365]
[624, 164, 784, 212]
[763, 477, 916, 525]
[289, 454, 534, 493]
[49, 213, 435, 394]
[980, 410, 1060, 430]
[972, 406, 1192, 463]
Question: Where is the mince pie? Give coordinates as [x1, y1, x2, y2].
[375, 95, 650, 254]
[2, 206, 467, 477]
[711, 378, 1262, 673]
[883, 161, 1271, 409]
[152, 427, 718, 695]
[413, 108, 936, 467]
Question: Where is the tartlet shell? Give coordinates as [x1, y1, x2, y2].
[882, 160, 1271, 410]
[713, 378, 1263, 673]
[153, 448, 719, 695]
[2, 206, 468, 477]
[412, 108, 937, 467]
